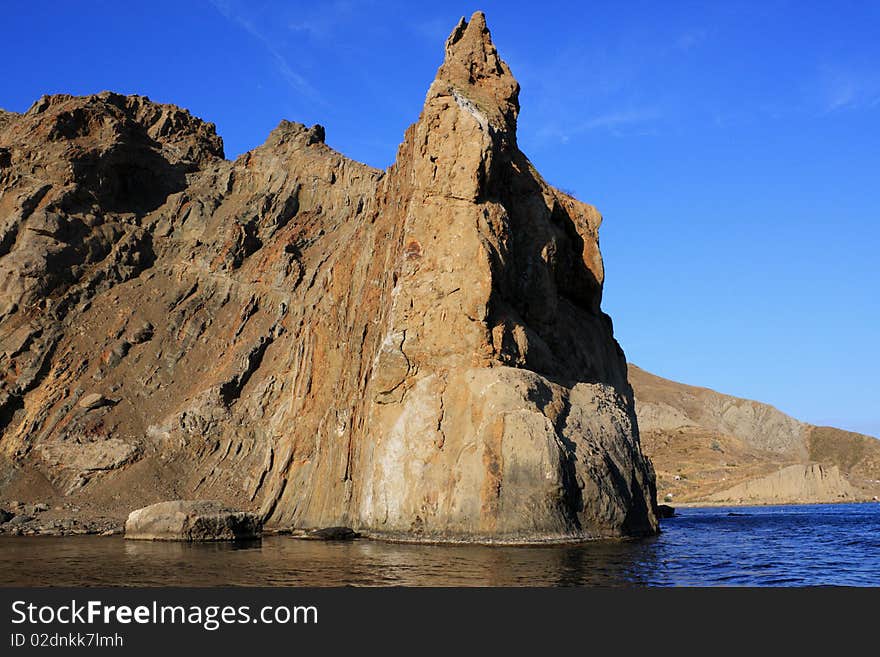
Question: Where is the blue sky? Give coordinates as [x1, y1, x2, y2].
[3, 1, 878, 435]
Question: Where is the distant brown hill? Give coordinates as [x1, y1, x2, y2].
[630, 364, 880, 505]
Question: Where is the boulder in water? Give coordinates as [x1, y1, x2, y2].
[305, 526, 360, 541]
[124, 500, 261, 541]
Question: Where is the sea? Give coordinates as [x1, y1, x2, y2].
[1, 503, 878, 586]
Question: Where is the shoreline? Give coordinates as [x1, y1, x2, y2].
[666, 498, 880, 509]
[2, 498, 879, 540]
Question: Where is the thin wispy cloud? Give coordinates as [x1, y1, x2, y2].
[288, 1, 357, 40]
[824, 74, 859, 112]
[674, 28, 708, 52]
[536, 108, 661, 144]
[411, 17, 455, 45]
[818, 65, 880, 114]
[209, 0, 325, 104]
[289, 21, 326, 39]
[511, 21, 707, 149]
[579, 109, 662, 131]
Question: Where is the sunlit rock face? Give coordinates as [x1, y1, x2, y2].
[0, 12, 657, 543]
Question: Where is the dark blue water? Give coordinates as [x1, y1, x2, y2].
[1, 503, 878, 586]
[649, 503, 880, 586]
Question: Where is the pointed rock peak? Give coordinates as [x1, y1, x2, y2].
[444, 11, 487, 50]
[435, 11, 520, 130]
[445, 16, 468, 48]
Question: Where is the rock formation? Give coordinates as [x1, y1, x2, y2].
[704, 464, 857, 505]
[124, 500, 261, 541]
[0, 13, 658, 541]
[631, 365, 880, 504]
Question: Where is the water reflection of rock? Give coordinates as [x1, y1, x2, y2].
[4, 534, 664, 587]
[268, 538, 665, 587]
[122, 538, 262, 558]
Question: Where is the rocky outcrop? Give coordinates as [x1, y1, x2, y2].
[0, 12, 657, 542]
[124, 500, 261, 541]
[631, 365, 880, 504]
[304, 527, 360, 541]
[0, 500, 121, 536]
[705, 464, 858, 505]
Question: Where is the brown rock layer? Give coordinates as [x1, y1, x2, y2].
[0, 13, 658, 542]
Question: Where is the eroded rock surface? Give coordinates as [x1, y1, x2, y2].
[0, 13, 657, 542]
[705, 464, 858, 505]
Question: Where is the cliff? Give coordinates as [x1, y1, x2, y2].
[630, 365, 880, 504]
[0, 13, 657, 541]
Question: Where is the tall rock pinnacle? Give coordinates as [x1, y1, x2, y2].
[346, 12, 657, 540]
[434, 11, 520, 132]
[0, 14, 658, 542]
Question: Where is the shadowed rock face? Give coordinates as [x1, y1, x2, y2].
[0, 12, 658, 542]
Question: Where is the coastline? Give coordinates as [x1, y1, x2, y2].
[3, 499, 878, 539]
[667, 498, 880, 509]
[2, 503, 878, 587]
